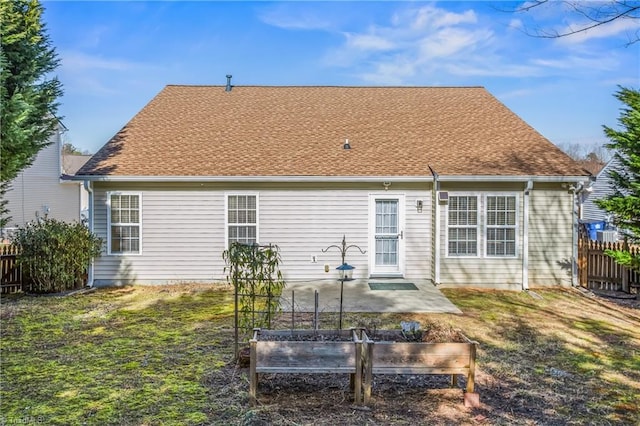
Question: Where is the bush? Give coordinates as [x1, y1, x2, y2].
[13, 217, 103, 293]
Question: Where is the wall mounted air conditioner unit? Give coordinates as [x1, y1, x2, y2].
[596, 230, 618, 243]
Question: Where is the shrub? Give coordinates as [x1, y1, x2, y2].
[13, 217, 103, 293]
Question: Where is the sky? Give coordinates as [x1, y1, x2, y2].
[42, 1, 640, 155]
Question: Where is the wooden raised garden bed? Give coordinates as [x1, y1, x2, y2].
[249, 328, 365, 404]
[249, 327, 479, 406]
[357, 329, 478, 405]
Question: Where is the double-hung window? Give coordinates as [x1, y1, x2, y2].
[447, 193, 518, 258]
[108, 192, 141, 254]
[486, 195, 517, 257]
[447, 196, 478, 256]
[227, 194, 258, 246]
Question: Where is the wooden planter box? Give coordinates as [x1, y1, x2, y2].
[249, 328, 479, 406]
[249, 328, 365, 404]
[358, 330, 478, 405]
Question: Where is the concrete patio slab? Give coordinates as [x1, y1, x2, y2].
[280, 279, 462, 314]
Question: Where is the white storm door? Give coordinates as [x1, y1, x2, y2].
[370, 196, 404, 276]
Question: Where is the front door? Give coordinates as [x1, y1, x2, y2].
[370, 195, 404, 276]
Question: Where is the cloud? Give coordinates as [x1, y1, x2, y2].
[58, 51, 159, 96]
[61, 51, 138, 71]
[344, 33, 395, 51]
[258, 5, 334, 31]
[508, 19, 523, 31]
[419, 27, 492, 58]
[404, 6, 477, 30]
[323, 4, 515, 82]
[531, 54, 618, 72]
[556, 17, 640, 45]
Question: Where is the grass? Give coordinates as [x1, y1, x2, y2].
[1, 285, 639, 425]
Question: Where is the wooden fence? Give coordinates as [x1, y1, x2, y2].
[1, 245, 22, 294]
[578, 237, 640, 292]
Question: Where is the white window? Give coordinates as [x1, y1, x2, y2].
[108, 192, 141, 255]
[227, 194, 258, 246]
[447, 193, 518, 258]
[486, 195, 517, 257]
[447, 196, 479, 256]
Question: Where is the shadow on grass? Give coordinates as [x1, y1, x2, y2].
[447, 289, 640, 425]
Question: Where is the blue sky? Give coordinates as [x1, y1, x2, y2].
[43, 1, 639, 155]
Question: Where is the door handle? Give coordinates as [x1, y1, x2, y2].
[399, 230, 403, 239]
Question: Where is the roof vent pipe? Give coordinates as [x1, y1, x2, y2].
[225, 75, 232, 92]
[343, 138, 351, 150]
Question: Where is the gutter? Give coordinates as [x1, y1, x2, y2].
[70, 175, 435, 183]
[434, 175, 590, 183]
[69, 174, 590, 184]
[83, 180, 95, 288]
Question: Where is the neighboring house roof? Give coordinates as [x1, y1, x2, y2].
[77, 85, 589, 179]
[62, 154, 92, 175]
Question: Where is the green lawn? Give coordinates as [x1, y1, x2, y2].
[1, 285, 639, 425]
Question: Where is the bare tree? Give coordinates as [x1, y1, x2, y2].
[557, 142, 611, 175]
[509, 1, 640, 45]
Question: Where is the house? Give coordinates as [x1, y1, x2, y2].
[581, 155, 626, 241]
[74, 83, 590, 289]
[581, 156, 624, 222]
[2, 122, 91, 236]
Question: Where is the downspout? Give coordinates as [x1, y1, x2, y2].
[83, 180, 95, 288]
[571, 182, 585, 287]
[429, 166, 440, 285]
[522, 180, 533, 290]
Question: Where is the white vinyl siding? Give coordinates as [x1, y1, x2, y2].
[528, 185, 574, 286]
[582, 157, 623, 222]
[90, 183, 433, 285]
[108, 193, 141, 255]
[3, 128, 85, 228]
[440, 187, 523, 288]
[226, 194, 258, 246]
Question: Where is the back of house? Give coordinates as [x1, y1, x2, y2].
[75, 83, 590, 289]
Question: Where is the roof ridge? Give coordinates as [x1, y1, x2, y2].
[164, 84, 487, 89]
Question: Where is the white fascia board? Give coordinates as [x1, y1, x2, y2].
[70, 175, 435, 183]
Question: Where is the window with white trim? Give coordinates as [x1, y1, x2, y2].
[486, 195, 517, 257]
[108, 193, 141, 254]
[447, 196, 478, 256]
[227, 195, 257, 245]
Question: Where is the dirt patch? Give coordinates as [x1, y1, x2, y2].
[589, 288, 640, 309]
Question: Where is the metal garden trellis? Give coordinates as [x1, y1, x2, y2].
[223, 242, 285, 359]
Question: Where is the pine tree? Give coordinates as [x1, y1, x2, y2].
[0, 0, 63, 227]
[596, 87, 640, 270]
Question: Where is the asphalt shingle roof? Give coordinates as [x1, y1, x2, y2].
[77, 85, 588, 178]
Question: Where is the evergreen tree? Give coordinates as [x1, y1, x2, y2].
[0, 0, 63, 227]
[596, 87, 640, 270]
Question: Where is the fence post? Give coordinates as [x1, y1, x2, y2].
[577, 236, 587, 288]
[622, 239, 630, 293]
